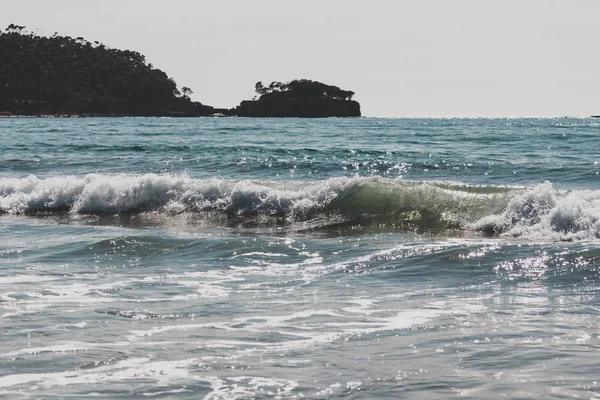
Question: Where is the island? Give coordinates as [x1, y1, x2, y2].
[232, 80, 361, 117]
[0, 25, 360, 118]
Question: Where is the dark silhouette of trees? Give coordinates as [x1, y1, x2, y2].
[5, 24, 25, 33]
[181, 87, 194, 98]
[239, 78, 360, 117]
[0, 27, 360, 118]
[253, 79, 355, 101]
[0, 26, 205, 116]
[255, 81, 268, 96]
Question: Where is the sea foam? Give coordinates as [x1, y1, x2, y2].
[471, 182, 600, 240]
[3, 174, 600, 239]
[0, 173, 506, 222]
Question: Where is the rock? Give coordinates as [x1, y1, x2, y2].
[233, 97, 360, 118]
[230, 79, 361, 118]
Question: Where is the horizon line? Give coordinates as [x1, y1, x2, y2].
[363, 115, 599, 119]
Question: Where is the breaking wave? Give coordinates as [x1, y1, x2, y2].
[2, 173, 600, 239]
[471, 182, 600, 240]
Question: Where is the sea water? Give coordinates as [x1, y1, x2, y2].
[1, 117, 600, 399]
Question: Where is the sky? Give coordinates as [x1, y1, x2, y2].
[2, 0, 599, 117]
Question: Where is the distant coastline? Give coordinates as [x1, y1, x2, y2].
[0, 26, 360, 118]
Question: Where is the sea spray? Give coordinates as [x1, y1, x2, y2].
[471, 182, 600, 240]
[6, 173, 600, 239]
[0, 173, 511, 229]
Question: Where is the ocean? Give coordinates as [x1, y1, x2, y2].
[1, 117, 600, 399]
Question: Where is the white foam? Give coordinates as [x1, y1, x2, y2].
[0, 173, 513, 230]
[127, 323, 217, 340]
[204, 376, 298, 400]
[0, 173, 345, 217]
[472, 182, 600, 240]
[2, 340, 126, 358]
[232, 251, 288, 258]
[0, 357, 198, 389]
[0, 280, 133, 318]
[141, 388, 192, 397]
[0, 275, 58, 284]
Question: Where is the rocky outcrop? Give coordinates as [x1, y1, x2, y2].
[230, 79, 361, 118]
[233, 97, 360, 118]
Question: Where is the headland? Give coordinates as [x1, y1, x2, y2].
[0, 26, 360, 118]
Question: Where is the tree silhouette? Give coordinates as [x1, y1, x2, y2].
[236, 78, 360, 117]
[0, 27, 207, 116]
[181, 87, 194, 97]
[255, 81, 268, 96]
[5, 24, 25, 33]
[252, 79, 355, 102]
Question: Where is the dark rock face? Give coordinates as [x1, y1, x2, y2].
[231, 79, 361, 118]
[234, 97, 361, 118]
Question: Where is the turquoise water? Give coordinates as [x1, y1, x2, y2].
[1, 117, 600, 398]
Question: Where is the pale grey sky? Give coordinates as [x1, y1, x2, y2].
[2, 0, 599, 116]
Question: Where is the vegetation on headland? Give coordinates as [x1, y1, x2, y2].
[0, 26, 360, 117]
[254, 80, 355, 101]
[0, 25, 215, 116]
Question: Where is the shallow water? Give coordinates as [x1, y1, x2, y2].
[1, 117, 600, 398]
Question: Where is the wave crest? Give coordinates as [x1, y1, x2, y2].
[4, 174, 600, 239]
[0, 173, 507, 224]
[470, 182, 600, 240]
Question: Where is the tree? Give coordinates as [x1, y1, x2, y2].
[268, 81, 283, 92]
[251, 79, 356, 102]
[181, 86, 194, 97]
[5, 24, 25, 33]
[255, 81, 268, 96]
